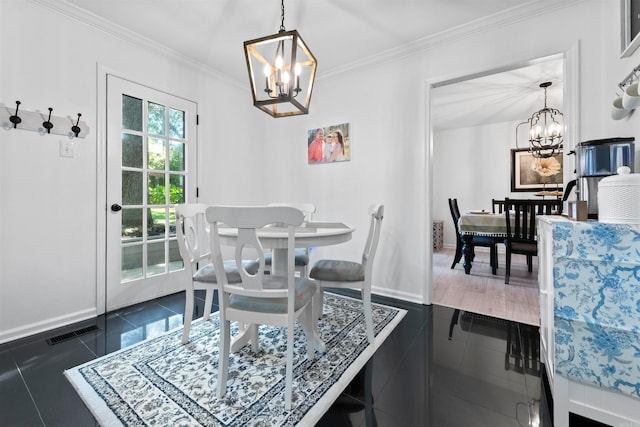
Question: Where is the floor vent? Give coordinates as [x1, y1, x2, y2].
[46, 325, 99, 345]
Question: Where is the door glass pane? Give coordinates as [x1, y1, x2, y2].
[148, 207, 166, 241]
[169, 174, 185, 204]
[122, 133, 143, 168]
[147, 241, 165, 277]
[122, 95, 142, 131]
[148, 137, 166, 170]
[148, 102, 166, 136]
[122, 208, 143, 243]
[122, 171, 143, 205]
[169, 108, 185, 139]
[168, 207, 177, 238]
[148, 172, 166, 205]
[169, 141, 185, 171]
[168, 239, 183, 272]
[122, 244, 143, 281]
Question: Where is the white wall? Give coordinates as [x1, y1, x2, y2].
[0, 0, 265, 342]
[2, 0, 638, 343]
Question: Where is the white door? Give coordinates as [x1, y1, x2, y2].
[106, 75, 197, 311]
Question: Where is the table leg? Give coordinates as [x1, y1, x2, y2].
[233, 248, 326, 354]
[270, 248, 288, 276]
[462, 234, 473, 274]
[274, 248, 325, 354]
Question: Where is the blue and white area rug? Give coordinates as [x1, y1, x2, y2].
[65, 293, 406, 426]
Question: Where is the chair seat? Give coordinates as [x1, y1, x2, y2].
[309, 259, 365, 282]
[472, 235, 502, 245]
[229, 277, 318, 314]
[264, 249, 309, 266]
[193, 260, 259, 283]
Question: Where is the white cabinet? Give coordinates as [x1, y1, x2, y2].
[538, 216, 640, 427]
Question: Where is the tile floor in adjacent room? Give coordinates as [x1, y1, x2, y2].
[0, 288, 553, 427]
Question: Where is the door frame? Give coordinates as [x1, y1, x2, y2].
[95, 64, 199, 315]
[423, 43, 580, 305]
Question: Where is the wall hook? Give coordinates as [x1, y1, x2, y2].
[9, 101, 22, 128]
[71, 113, 82, 137]
[42, 107, 54, 133]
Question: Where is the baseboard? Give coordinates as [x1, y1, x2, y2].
[372, 286, 423, 305]
[0, 307, 97, 345]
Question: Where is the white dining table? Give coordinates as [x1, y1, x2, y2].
[218, 221, 355, 275]
[217, 220, 355, 352]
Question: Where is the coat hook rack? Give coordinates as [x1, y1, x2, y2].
[71, 113, 81, 137]
[43, 107, 54, 134]
[9, 101, 21, 129]
[1, 102, 89, 138]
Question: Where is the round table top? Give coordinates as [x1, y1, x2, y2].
[217, 221, 355, 248]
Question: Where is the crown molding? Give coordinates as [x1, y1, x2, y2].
[28, 0, 246, 89]
[29, 0, 584, 84]
[319, 0, 585, 80]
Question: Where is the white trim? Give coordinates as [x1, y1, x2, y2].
[320, 0, 583, 79]
[425, 45, 579, 307]
[30, 0, 582, 83]
[371, 286, 424, 305]
[0, 308, 96, 345]
[29, 0, 242, 89]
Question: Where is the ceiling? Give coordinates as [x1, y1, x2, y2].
[46, 0, 566, 127]
[432, 58, 564, 131]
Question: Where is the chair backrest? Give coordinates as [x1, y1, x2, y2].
[267, 202, 316, 222]
[206, 205, 304, 298]
[492, 199, 505, 214]
[362, 204, 384, 276]
[532, 199, 562, 215]
[175, 204, 211, 274]
[504, 198, 560, 242]
[448, 198, 461, 234]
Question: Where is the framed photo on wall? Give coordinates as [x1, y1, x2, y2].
[621, 0, 640, 57]
[511, 148, 563, 192]
[307, 123, 351, 164]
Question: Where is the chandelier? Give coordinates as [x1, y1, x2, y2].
[527, 82, 563, 158]
[243, 0, 317, 118]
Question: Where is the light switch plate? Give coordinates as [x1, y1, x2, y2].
[60, 140, 74, 158]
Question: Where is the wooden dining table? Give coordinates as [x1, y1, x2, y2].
[457, 212, 514, 274]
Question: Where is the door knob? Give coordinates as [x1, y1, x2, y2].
[110, 204, 122, 212]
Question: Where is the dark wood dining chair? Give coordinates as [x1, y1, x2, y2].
[503, 198, 561, 284]
[448, 198, 499, 274]
[492, 199, 505, 214]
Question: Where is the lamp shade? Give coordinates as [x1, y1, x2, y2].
[244, 29, 317, 118]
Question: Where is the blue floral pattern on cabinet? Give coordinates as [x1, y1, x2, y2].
[552, 221, 640, 399]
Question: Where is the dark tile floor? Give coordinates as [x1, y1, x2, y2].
[0, 290, 553, 426]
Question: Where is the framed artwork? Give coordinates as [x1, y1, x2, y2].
[307, 122, 351, 164]
[510, 148, 563, 192]
[621, 0, 640, 57]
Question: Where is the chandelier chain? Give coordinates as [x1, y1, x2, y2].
[280, 0, 286, 31]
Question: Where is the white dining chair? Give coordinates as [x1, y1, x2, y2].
[175, 204, 259, 345]
[264, 202, 316, 277]
[206, 205, 318, 411]
[309, 204, 384, 345]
